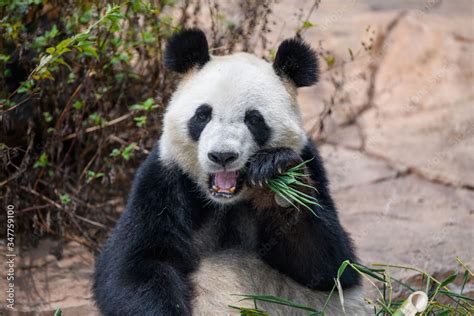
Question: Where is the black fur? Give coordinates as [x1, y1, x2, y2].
[244, 109, 272, 147]
[273, 38, 319, 87]
[257, 142, 359, 290]
[164, 28, 210, 73]
[187, 104, 212, 141]
[93, 146, 198, 315]
[93, 140, 360, 315]
[246, 147, 302, 185]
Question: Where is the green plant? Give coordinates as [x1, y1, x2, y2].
[1, 0, 186, 249]
[59, 194, 71, 205]
[121, 143, 138, 161]
[231, 257, 473, 315]
[29, 4, 125, 82]
[33, 152, 49, 169]
[129, 98, 157, 112]
[0, 0, 316, 252]
[267, 159, 320, 217]
[86, 170, 105, 183]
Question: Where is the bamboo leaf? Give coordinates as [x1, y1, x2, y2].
[236, 294, 319, 312]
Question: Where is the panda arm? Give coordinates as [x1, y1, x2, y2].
[93, 147, 196, 315]
[255, 142, 360, 291]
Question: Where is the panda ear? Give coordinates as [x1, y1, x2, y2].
[273, 38, 319, 87]
[164, 28, 210, 73]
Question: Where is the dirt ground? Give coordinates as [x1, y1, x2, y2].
[1, 1, 473, 314]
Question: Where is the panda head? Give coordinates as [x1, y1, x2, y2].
[160, 28, 319, 205]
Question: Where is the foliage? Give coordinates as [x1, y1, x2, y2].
[0, 0, 278, 251]
[267, 159, 321, 217]
[232, 257, 473, 315]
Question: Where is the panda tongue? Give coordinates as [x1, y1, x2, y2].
[214, 171, 237, 190]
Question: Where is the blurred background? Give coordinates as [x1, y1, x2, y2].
[0, 0, 473, 314]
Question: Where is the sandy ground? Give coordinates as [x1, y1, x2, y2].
[1, 1, 473, 314]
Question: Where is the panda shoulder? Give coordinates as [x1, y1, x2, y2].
[129, 143, 181, 200]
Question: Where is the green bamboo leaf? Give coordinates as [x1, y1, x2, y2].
[337, 260, 350, 278]
[278, 186, 317, 205]
[81, 46, 99, 59]
[439, 290, 474, 302]
[56, 38, 74, 50]
[236, 294, 318, 312]
[55, 58, 71, 71]
[74, 33, 90, 42]
[439, 273, 457, 288]
[352, 263, 386, 282]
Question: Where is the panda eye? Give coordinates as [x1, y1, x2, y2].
[244, 109, 271, 146]
[194, 104, 212, 122]
[245, 111, 263, 126]
[248, 116, 261, 125]
[248, 116, 262, 125]
[188, 104, 212, 141]
[197, 111, 210, 121]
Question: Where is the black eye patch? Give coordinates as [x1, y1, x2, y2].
[188, 104, 212, 141]
[244, 109, 271, 146]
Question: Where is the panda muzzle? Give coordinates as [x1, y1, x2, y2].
[210, 171, 239, 197]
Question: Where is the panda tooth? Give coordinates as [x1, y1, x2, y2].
[212, 185, 220, 192]
[229, 187, 236, 193]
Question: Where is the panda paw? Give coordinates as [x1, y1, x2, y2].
[246, 147, 303, 187]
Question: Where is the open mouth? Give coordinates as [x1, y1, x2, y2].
[209, 170, 243, 199]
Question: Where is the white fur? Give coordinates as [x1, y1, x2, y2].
[160, 53, 306, 201]
[191, 251, 369, 315]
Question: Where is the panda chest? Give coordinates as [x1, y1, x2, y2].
[192, 207, 259, 256]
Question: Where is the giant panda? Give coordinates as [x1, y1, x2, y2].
[93, 28, 368, 315]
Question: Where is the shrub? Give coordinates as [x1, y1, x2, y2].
[0, 0, 276, 251]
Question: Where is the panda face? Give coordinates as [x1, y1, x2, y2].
[160, 53, 306, 204]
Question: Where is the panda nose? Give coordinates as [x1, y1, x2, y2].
[208, 151, 239, 166]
